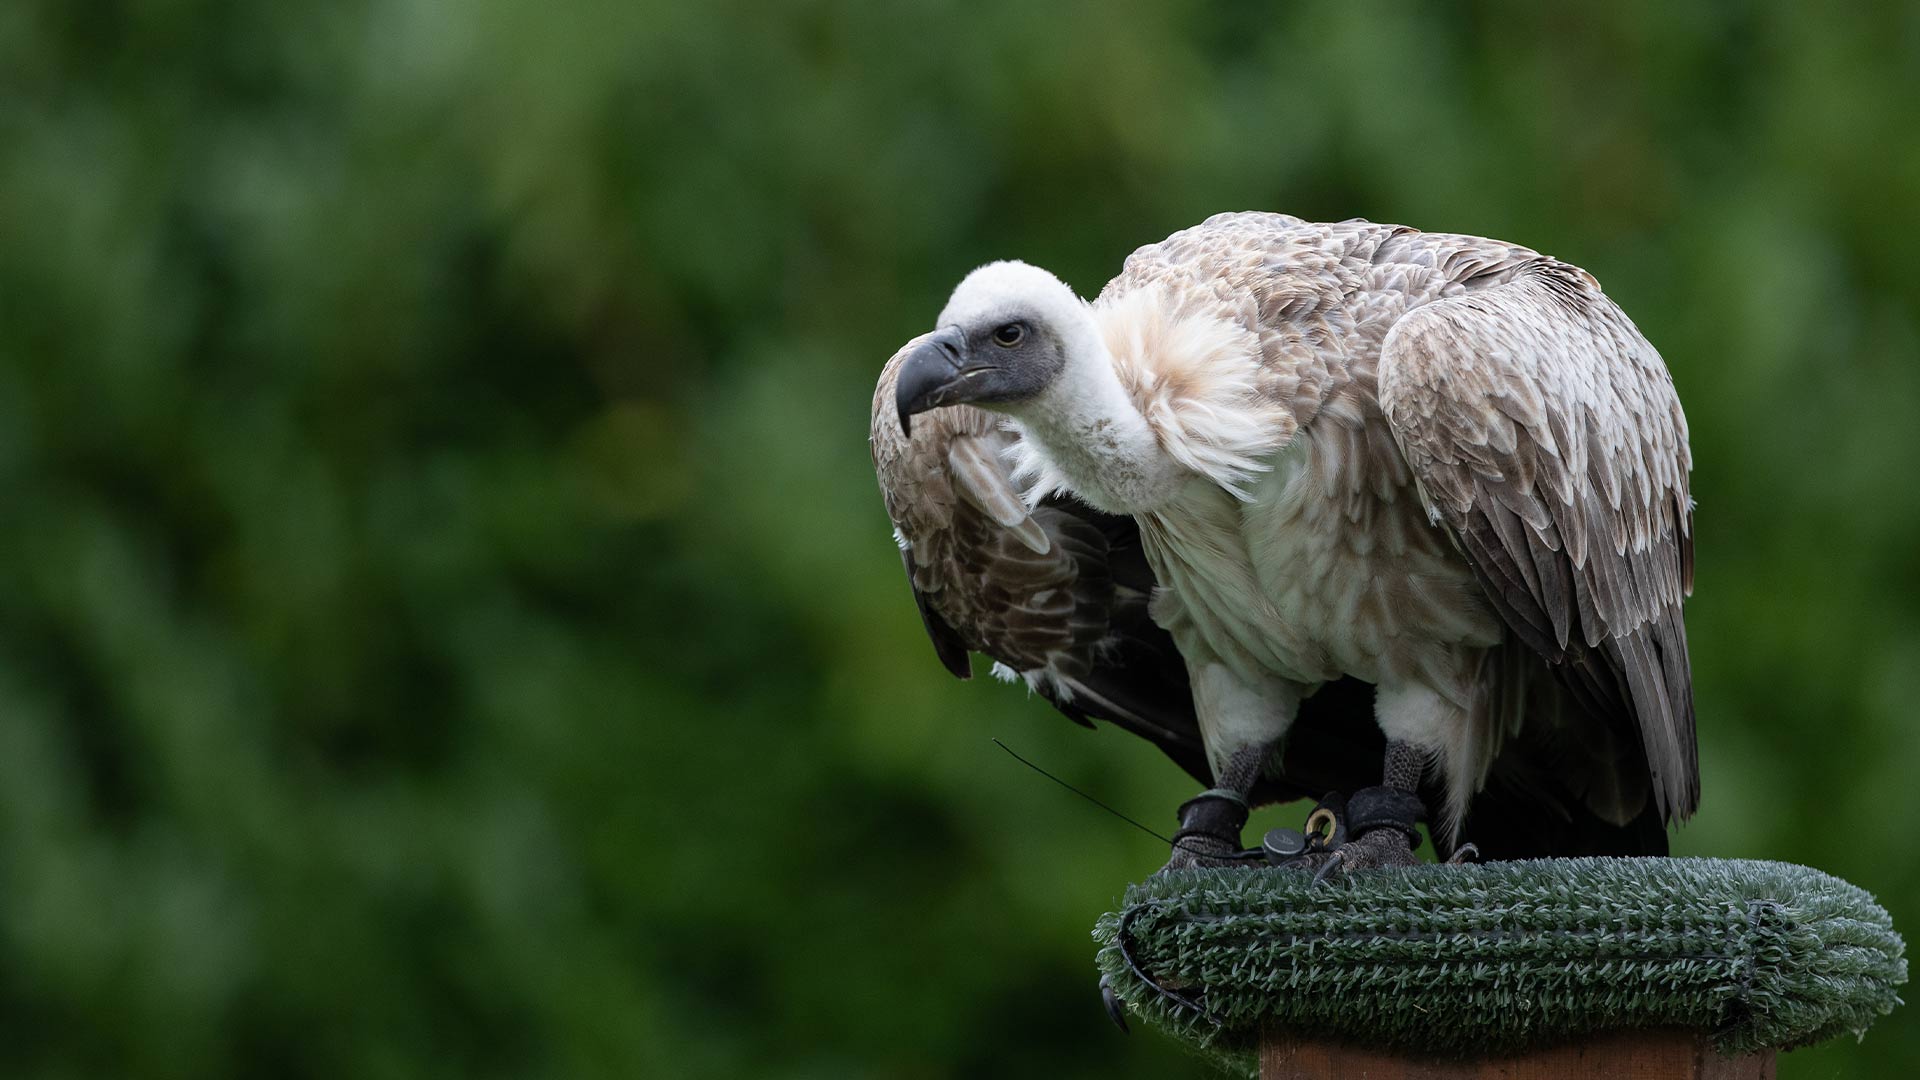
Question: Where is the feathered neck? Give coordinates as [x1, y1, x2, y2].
[1003, 326, 1175, 515]
[1004, 286, 1295, 514]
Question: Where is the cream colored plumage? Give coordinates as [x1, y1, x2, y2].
[892, 212, 1697, 856]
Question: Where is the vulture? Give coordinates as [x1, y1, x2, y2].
[879, 213, 1695, 872]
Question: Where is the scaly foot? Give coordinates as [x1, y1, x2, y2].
[1265, 787, 1427, 879]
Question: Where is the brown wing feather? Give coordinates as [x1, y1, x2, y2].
[874, 356, 1084, 678]
[1380, 261, 1699, 825]
[899, 545, 972, 680]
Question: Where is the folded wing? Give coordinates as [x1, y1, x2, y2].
[1379, 261, 1698, 828]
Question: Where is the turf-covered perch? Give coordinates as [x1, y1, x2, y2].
[1093, 858, 1904, 1073]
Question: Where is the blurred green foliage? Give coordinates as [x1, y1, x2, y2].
[0, 1, 1915, 1077]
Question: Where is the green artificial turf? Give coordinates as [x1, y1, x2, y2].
[1094, 857, 1904, 1070]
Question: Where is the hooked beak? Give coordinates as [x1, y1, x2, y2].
[895, 325, 983, 436]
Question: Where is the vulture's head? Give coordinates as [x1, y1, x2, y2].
[895, 261, 1097, 434]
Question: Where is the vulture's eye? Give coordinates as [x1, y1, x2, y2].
[991, 323, 1025, 347]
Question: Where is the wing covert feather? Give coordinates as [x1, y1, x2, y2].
[1379, 262, 1699, 823]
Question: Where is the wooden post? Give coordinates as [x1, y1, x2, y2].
[1260, 1026, 1776, 1080]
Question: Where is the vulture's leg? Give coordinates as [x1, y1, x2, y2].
[1161, 741, 1275, 871]
[1268, 740, 1428, 876]
[1161, 662, 1297, 872]
[1331, 739, 1428, 870]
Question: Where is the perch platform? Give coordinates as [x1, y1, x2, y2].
[1093, 858, 1904, 1078]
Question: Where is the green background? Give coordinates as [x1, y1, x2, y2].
[2, 2, 1915, 1077]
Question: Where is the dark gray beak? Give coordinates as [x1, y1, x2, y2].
[895, 325, 976, 436]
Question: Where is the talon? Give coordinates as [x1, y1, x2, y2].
[1099, 974, 1130, 1034]
[1447, 842, 1481, 866]
[1310, 848, 1347, 885]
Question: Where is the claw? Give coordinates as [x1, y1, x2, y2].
[1447, 842, 1481, 866]
[1310, 848, 1347, 886]
[1099, 974, 1130, 1034]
